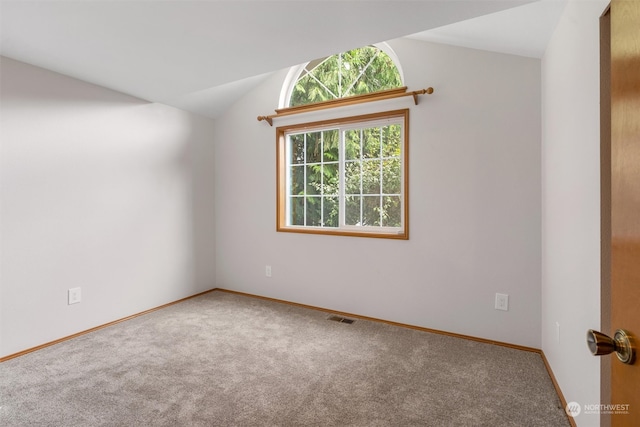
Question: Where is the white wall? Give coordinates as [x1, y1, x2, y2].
[0, 57, 216, 358]
[541, 0, 608, 425]
[213, 38, 542, 348]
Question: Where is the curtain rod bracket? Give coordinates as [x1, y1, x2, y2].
[412, 87, 434, 105]
[257, 116, 273, 126]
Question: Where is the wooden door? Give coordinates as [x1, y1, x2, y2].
[608, 0, 640, 425]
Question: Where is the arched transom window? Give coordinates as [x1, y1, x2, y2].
[276, 44, 409, 240]
[289, 45, 403, 107]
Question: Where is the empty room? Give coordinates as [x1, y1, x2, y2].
[1, 0, 638, 426]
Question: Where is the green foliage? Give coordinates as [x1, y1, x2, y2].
[289, 124, 402, 228]
[286, 46, 404, 229]
[289, 46, 403, 107]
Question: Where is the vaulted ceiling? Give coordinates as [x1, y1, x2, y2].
[0, 0, 565, 118]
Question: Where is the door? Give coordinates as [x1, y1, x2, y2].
[605, 0, 640, 425]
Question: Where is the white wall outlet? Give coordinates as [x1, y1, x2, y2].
[265, 265, 272, 277]
[495, 293, 509, 311]
[68, 287, 81, 305]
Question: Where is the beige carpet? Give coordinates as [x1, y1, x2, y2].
[0, 290, 569, 426]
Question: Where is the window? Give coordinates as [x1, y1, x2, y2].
[288, 45, 403, 107]
[273, 44, 411, 239]
[277, 109, 408, 239]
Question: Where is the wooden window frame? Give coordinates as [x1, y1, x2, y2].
[276, 109, 409, 240]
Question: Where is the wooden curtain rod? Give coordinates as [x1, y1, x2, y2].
[257, 87, 434, 126]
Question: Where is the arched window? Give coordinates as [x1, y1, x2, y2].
[288, 45, 403, 107]
[276, 44, 409, 240]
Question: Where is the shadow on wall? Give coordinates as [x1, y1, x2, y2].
[0, 57, 216, 357]
[184, 113, 217, 294]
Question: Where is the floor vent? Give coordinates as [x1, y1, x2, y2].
[327, 315, 355, 324]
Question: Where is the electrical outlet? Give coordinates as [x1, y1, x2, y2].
[68, 287, 81, 305]
[495, 293, 508, 311]
[265, 265, 272, 277]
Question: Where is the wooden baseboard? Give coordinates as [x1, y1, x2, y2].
[0, 287, 541, 361]
[0, 288, 217, 363]
[540, 350, 577, 427]
[1, 285, 574, 427]
[219, 288, 579, 425]
[214, 288, 541, 354]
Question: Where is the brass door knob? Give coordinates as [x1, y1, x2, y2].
[587, 329, 635, 365]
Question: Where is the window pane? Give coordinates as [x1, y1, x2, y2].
[382, 196, 401, 227]
[289, 46, 402, 107]
[290, 74, 334, 106]
[345, 129, 361, 161]
[363, 196, 382, 226]
[322, 163, 339, 195]
[323, 129, 339, 162]
[305, 57, 330, 75]
[306, 197, 322, 226]
[306, 132, 322, 163]
[382, 158, 401, 194]
[290, 197, 304, 226]
[306, 165, 321, 195]
[290, 134, 305, 165]
[342, 47, 379, 97]
[290, 165, 304, 195]
[355, 53, 403, 95]
[278, 110, 407, 238]
[313, 55, 340, 99]
[345, 161, 361, 195]
[362, 160, 381, 194]
[345, 195, 361, 226]
[363, 127, 381, 159]
[382, 124, 401, 157]
[323, 197, 339, 227]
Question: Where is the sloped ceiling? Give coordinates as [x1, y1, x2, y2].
[408, 0, 566, 59]
[1, 0, 558, 118]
